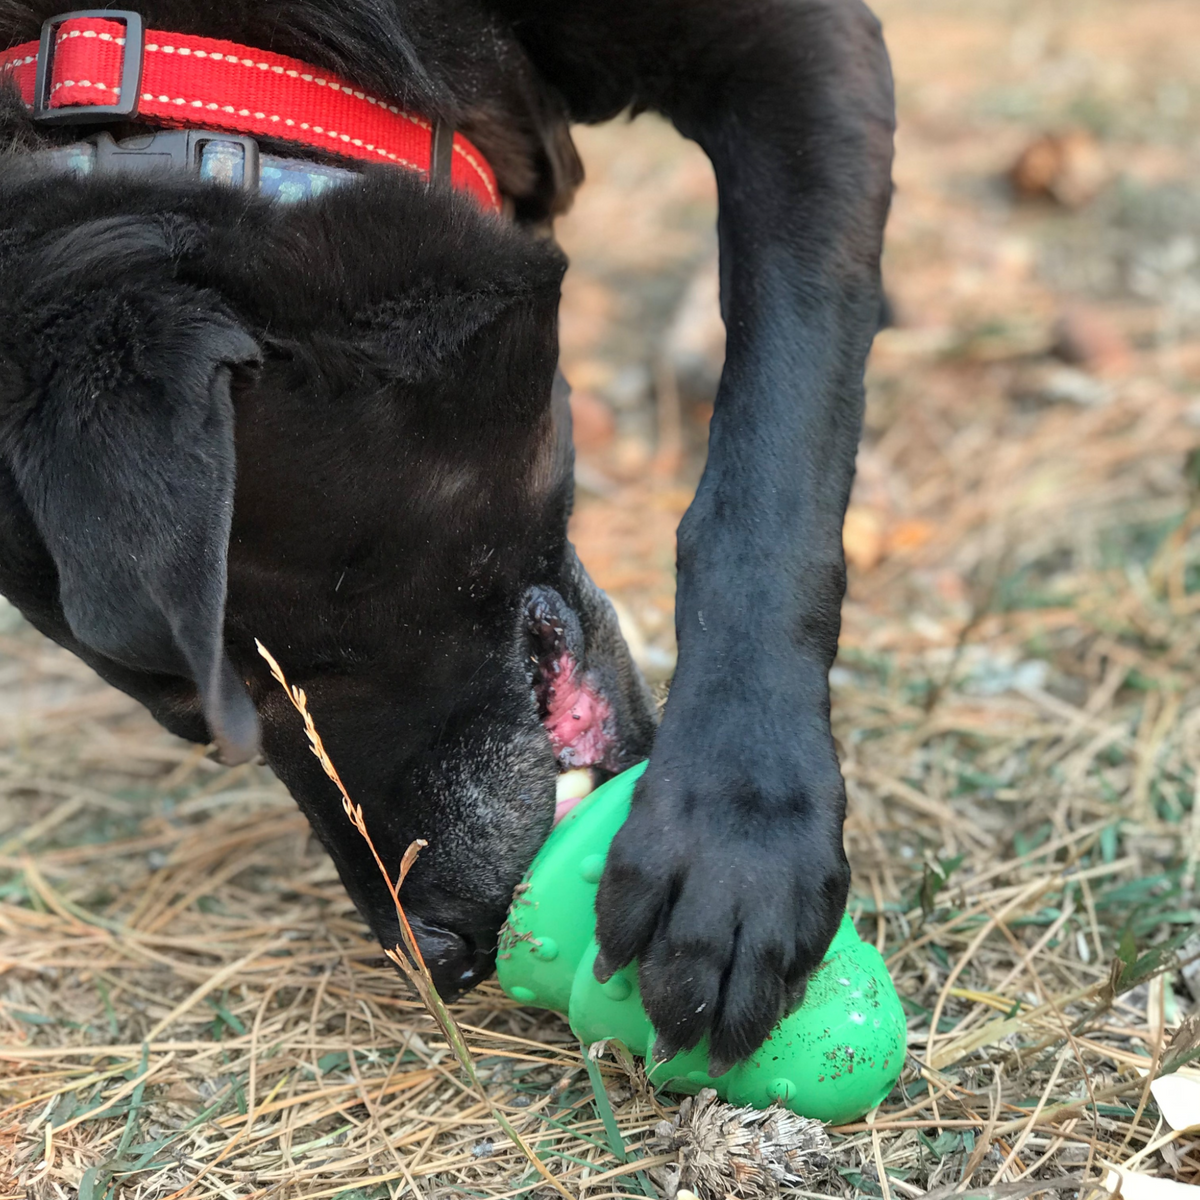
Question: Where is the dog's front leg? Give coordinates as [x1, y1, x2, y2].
[495, 0, 895, 1066]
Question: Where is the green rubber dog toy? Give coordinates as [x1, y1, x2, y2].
[497, 762, 907, 1125]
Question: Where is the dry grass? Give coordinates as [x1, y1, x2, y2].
[6, 492, 1200, 1198]
[3, 380, 1199, 1200]
[5, 0, 1200, 1195]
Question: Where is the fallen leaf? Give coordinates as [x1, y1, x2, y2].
[887, 519, 936, 555]
[570, 389, 616, 453]
[844, 506, 886, 571]
[1011, 130, 1108, 208]
[1150, 1071, 1200, 1133]
[1054, 306, 1133, 378]
[1104, 1167, 1199, 1199]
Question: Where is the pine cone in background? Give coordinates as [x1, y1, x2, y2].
[652, 1088, 833, 1199]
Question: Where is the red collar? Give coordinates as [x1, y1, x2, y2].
[1, 10, 501, 212]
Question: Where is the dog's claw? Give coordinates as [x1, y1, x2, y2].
[706, 1055, 736, 1079]
[592, 950, 616, 983]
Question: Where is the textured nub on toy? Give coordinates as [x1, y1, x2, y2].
[497, 762, 907, 1125]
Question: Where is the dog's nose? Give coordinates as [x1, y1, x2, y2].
[405, 917, 496, 1000]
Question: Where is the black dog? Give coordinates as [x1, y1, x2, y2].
[0, 0, 894, 1069]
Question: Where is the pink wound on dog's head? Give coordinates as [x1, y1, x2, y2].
[541, 651, 615, 771]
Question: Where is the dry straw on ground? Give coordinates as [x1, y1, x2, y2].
[2, 373, 1199, 1196]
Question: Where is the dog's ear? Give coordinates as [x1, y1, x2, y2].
[1, 283, 263, 763]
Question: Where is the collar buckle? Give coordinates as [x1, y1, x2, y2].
[90, 129, 261, 189]
[32, 10, 144, 124]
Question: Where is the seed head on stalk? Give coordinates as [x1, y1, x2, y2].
[255, 638, 572, 1199]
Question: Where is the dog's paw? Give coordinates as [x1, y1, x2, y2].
[593, 721, 850, 1069]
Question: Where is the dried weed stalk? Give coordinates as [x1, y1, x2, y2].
[255, 639, 572, 1199]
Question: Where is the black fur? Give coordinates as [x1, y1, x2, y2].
[0, 0, 894, 1065]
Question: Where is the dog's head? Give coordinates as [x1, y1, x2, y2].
[0, 153, 656, 994]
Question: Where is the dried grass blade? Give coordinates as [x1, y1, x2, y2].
[920, 1172, 1088, 1200]
[255, 639, 573, 1199]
